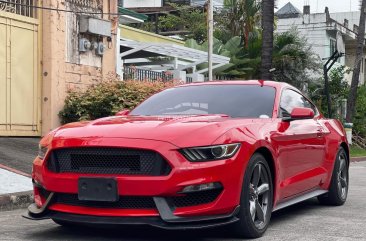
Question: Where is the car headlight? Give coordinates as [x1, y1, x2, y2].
[180, 143, 241, 162]
[38, 144, 48, 160]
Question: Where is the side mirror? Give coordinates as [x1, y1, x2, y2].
[115, 109, 130, 116]
[283, 107, 314, 121]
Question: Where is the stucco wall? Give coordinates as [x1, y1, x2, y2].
[41, 0, 118, 135]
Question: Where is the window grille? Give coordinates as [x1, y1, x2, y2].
[0, 0, 38, 18]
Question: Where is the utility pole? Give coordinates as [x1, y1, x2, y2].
[346, 0, 366, 122]
[207, 0, 213, 81]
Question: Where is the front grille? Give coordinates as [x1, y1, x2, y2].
[55, 193, 156, 209]
[171, 189, 222, 207]
[47, 147, 171, 176]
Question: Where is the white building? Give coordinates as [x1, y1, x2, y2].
[276, 2, 365, 85]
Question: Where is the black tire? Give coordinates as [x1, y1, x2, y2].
[232, 153, 273, 239]
[318, 147, 349, 206]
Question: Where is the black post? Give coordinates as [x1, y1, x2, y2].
[323, 51, 342, 118]
[323, 65, 332, 118]
[155, 13, 159, 34]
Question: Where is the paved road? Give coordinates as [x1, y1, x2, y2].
[1, 161, 365, 241]
[0, 137, 40, 174]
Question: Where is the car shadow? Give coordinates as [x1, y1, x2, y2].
[25, 198, 329, 241]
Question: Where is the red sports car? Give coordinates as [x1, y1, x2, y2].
[25, 81, 349, 238]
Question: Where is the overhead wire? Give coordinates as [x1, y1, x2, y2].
[0, 0, 122, 16]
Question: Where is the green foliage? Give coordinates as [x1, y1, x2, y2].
[309, 66, 349, 118]
[271, 30, 322, 89]
[186, 29, 320, 83]
[215, 0, 261, 45]
[308, 66, 366, 138]
[354, 85, 366, 137]
[134, 4, 207, 43]
[185, 36, 253, 78]
[59, 81, 177, 124]
[350, 146, 366, 157]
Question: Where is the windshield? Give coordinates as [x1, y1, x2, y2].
[130, 84, 276, 118]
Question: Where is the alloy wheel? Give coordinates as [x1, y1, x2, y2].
[249, 163, 270, 229]
[337, 152, 348, 200]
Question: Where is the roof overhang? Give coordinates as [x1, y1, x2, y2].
[120, 41, 230, 64]
[118, 7, 148, 24]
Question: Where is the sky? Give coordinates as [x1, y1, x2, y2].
[276, 0, 361, 13]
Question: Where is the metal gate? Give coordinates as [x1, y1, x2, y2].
[0, 1, 41, 136]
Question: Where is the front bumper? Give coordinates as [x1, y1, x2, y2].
[24, 195, 240, 230]
[28, 137, 248, 227]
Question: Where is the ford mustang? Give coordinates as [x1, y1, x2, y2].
[24, 81, 349, 238]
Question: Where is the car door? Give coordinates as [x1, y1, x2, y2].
[273, 89, 327, 200]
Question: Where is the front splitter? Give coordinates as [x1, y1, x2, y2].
[22, 208, 239, 230]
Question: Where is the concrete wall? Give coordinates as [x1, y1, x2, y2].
[331, 12, 361, 31]
[277, 13, 346, 66]
[276, 12, 357, 86]
[41, 0, 118, 135]
[344, 46, 366, 85]
[331, 11, 366, 85]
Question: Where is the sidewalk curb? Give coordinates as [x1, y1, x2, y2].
[0, 191, 33, 212]
[351, 156, 366, 162]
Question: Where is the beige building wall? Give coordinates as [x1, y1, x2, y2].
[41, 0, 118, 135]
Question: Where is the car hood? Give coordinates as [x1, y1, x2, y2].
[53, 115, 260, 147]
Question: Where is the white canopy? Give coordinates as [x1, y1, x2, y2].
[119, 40, 230, 74]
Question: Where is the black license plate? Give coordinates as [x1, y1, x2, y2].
[78, 177, 118, 202]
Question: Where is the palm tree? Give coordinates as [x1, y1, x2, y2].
[346, 0, 366, 122]
[243, 0, 261, 48]
[223, 0, 246, 37]
[185, 29, 320, 83]
[220, 0, 261, 45]
[260, 0, 275, 80]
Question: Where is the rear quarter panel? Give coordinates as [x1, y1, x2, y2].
[318, 118, 348, 189]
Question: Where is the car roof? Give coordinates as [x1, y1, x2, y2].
[176, 80, 295, 90]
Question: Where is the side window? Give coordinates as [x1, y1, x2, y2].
[280, 89, 317, 117]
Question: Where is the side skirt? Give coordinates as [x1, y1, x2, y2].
[273, 189, 328, 212]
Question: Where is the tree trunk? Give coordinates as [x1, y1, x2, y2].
[244, 24, 249, 48]
[260, 0, 275, 80]
[346, 0, 366, 122]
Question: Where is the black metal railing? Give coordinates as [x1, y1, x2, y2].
[204, 75, 232, 81]
[124, 66, 174, 82]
